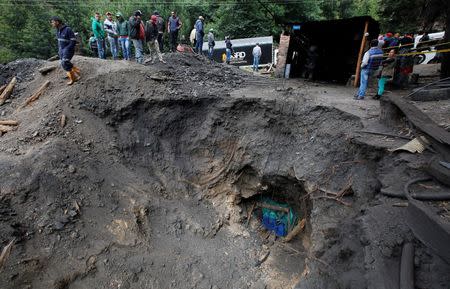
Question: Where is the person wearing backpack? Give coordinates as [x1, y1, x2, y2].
[145, 15, 166, 63]
[207, 28, 215, 60]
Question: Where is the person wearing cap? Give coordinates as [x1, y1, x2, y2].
[225, 36, 233, 64]
[383, 32, 394, 48]
[116, 12, 130, 60]
[50, 16, 80, 85]
[252, 43, 262, 72]
[145, 15, 166, 63]
[194, 16, 205, 55]
[129, 10, 146, 64]
[153, 11, 165, 52]
[104, 12, 119, 60]
[167, 11, 182, 52]
[91, 12, 106, 59]
[207, 28, 215, 60]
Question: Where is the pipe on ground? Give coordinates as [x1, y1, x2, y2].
[380, 177, 450, 200]
[399, 242, 415, 289]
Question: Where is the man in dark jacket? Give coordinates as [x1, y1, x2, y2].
[50, 16, 80, 85]
[145, 15, 166, 63]
[129, 10, 145, 64]
[225, 36, 233, 64]
[207, 28, 215, 60]
[116, 12, 130, 60]
[153, 11, 165, 52]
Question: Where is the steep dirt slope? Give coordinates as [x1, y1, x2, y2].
[0, 55, 449, 289]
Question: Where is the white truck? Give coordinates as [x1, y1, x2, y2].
[413, 31, 445, 64]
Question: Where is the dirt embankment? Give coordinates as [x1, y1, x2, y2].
[0, 55, 449, 289]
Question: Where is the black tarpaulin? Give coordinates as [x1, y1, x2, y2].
[286, 16, 380, 83]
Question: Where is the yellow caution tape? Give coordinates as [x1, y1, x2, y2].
[386, 48, 450, 57]
[382, 39, 450, 50]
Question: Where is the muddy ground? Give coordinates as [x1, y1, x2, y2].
[0, 54, 449, 289]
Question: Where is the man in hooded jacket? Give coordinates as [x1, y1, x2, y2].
[91, 12, 106, 59]
[129, 10, 146, 64]
[145, 15, 166, 63]
[153, 11, 165, 52]
[116, 12, 130, 60]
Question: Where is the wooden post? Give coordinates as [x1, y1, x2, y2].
[354, 20, 369, 87]
[275, 34, 290, 78]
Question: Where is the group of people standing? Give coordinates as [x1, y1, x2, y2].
[356, 32, 416, 100]
[189, 17, 216, 60]
[90, 10, 186, 64]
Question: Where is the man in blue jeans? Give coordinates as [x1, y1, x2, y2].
[129, 10, 145, 64]
[91, 12, 106, 59]
[356, 39, 383, 100]
[194, 16, 204, 55]
[104, 12, 119, 60]
[207, 29, 215, 60]
[252, 43, 262, 72]
[225, 36, 232, 64]
[116, 12, 130, 60]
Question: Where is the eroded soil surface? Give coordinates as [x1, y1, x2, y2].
[0, 55, 449, 289]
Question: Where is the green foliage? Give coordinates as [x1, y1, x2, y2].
[0, 0, 447, 63]
[378, 0, 424, 32]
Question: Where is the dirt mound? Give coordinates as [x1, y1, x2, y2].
[0, 58, 46, 84]
[0, 54, 449, 289]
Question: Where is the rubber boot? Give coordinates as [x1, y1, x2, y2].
[66, 71, 75, 85]
[71, 68, 80, 82]
[72, 66, 81, 77]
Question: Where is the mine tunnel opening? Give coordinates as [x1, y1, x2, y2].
[236, 166, 312, 246]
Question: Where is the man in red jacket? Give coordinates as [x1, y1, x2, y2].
[129, 10, 145, 64]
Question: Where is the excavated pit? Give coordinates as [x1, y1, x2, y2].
[1, 55, 449, 289]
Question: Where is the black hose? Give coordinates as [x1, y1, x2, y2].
[380, 177, 450, 201]
[399, 242, 415, 289]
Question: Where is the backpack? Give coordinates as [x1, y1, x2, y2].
[156, 16, 165, 32]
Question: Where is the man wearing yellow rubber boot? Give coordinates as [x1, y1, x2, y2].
[50, 16, 80, 85]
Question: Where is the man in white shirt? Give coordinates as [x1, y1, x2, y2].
[104, 12, 119, 60]
[252, 43, 262, 72]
